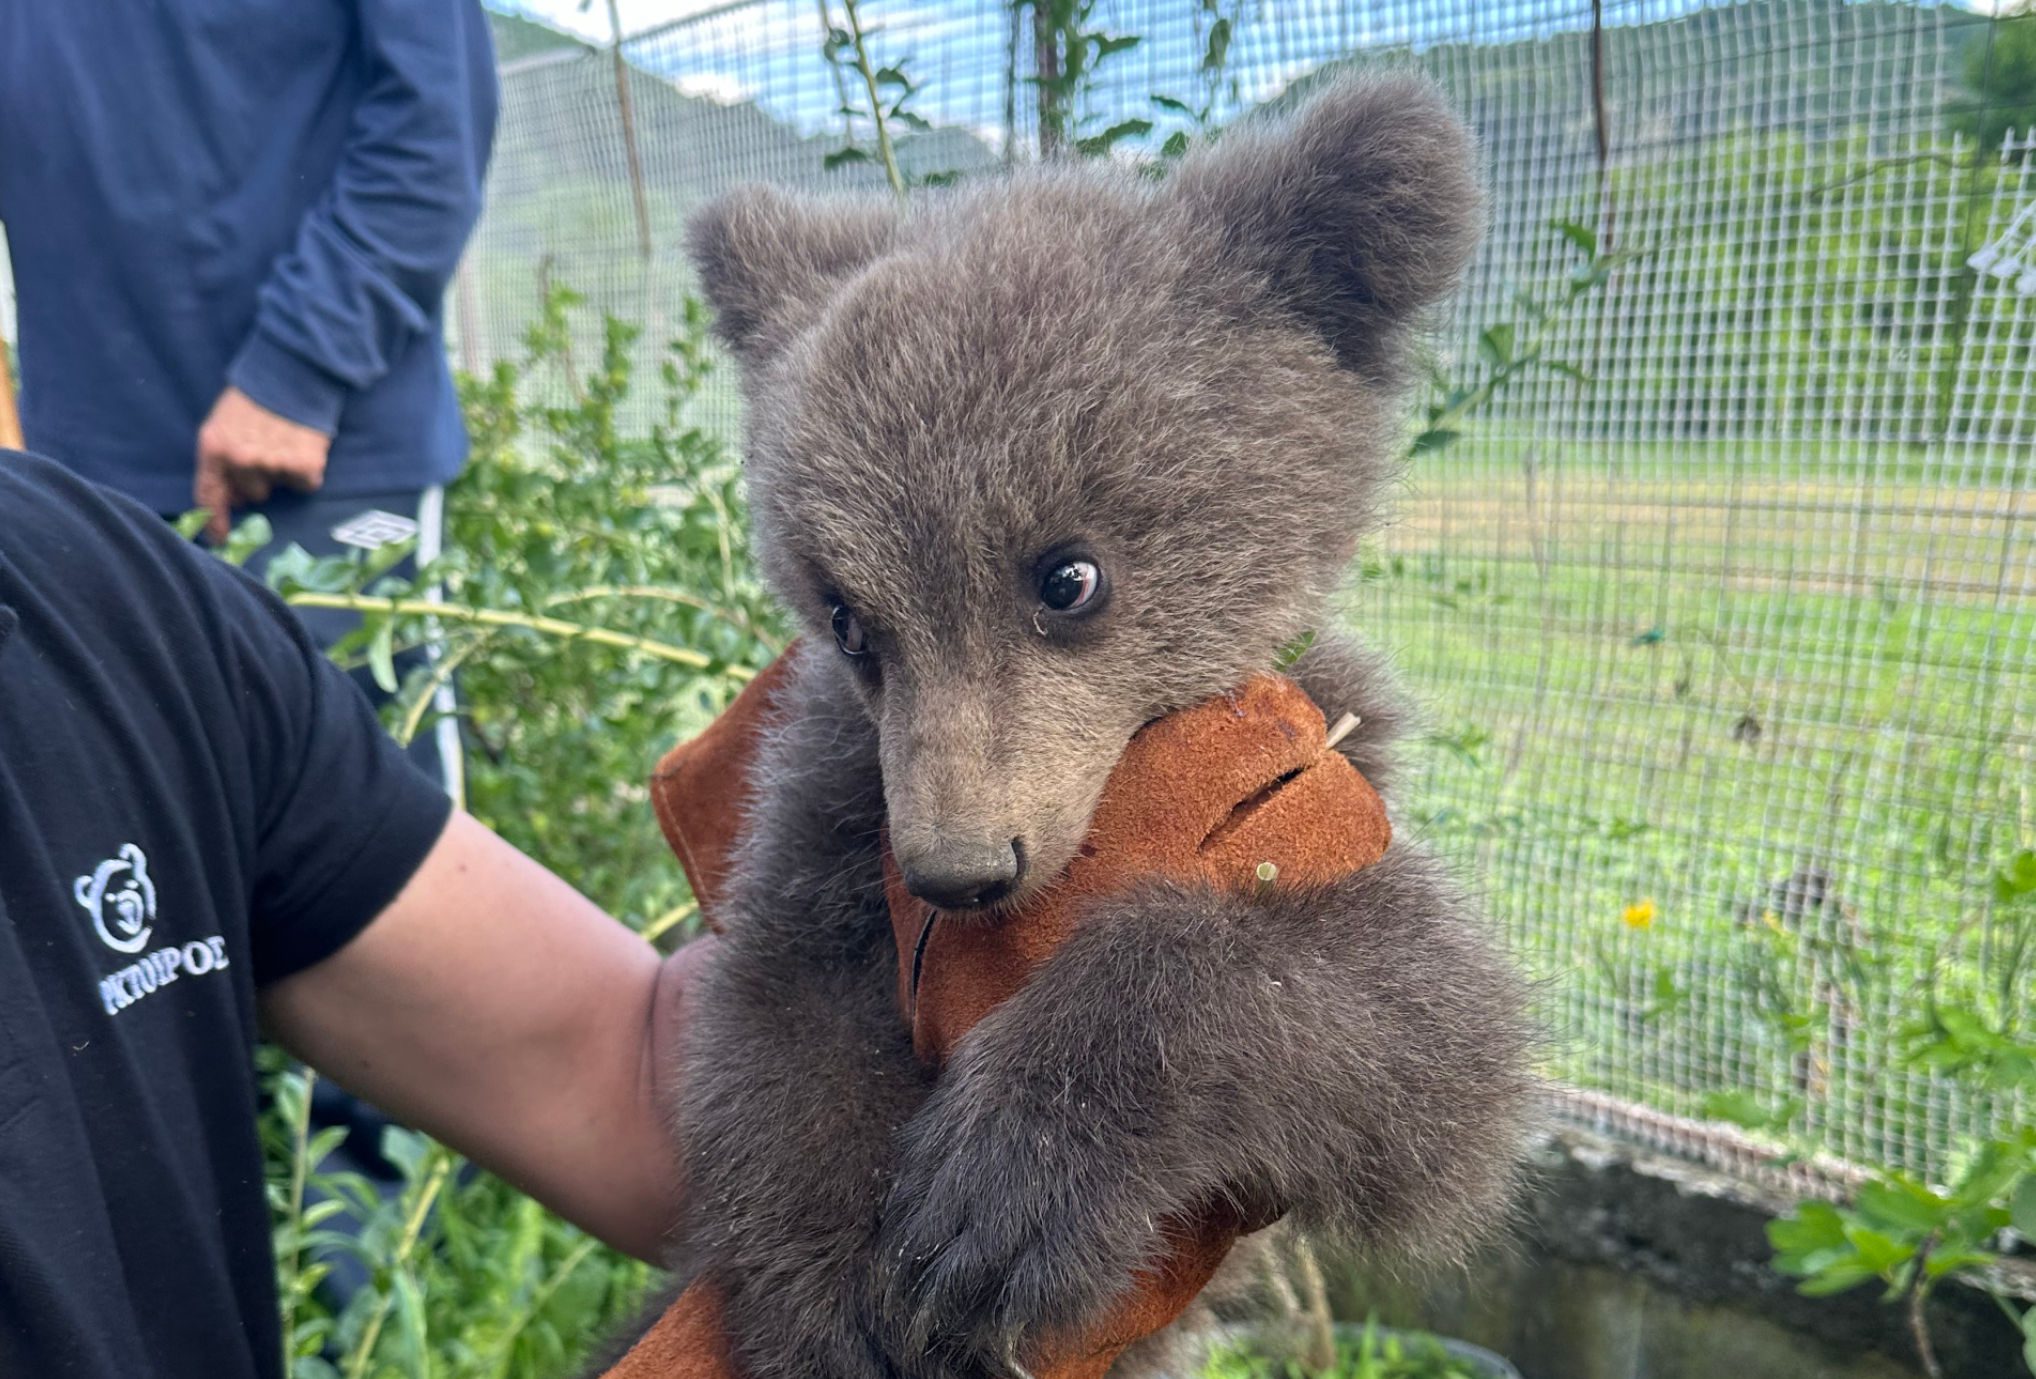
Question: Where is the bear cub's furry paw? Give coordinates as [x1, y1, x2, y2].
[873, 1051, 1167, 1376]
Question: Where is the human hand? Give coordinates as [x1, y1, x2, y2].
[195, 386, 333, 541]
[260, 812, 706, 1265]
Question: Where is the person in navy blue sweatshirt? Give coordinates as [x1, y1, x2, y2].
[0, 0, 499, 789]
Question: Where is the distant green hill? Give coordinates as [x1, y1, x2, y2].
[487, 10, 586, 63]
[463, 7, 995, 381]
[461, 0, 2023, 448]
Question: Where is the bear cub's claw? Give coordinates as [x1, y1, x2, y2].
[873, 1067, 1164, 1379]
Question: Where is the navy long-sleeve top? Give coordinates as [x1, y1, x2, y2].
[0, 1, 499, 513]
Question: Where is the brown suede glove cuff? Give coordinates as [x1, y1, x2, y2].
[648, 653, 801, 934]
[606, 649, 1391, 1379]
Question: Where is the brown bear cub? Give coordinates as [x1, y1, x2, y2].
[660, 74, 1534, 1379]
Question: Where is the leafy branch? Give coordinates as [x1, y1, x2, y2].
[821, 0, 908, 196]
[343, 1142, 456, 1379]
[819, 0, 964, 191]
[1411, 217, 1644, 457]
[1150, 0, 1239, 160]
[1021, 0, 1148, 159]
[281, 591, 756, 685]
[242, 285, 781, 1377]
[1771, 850, 2036, 1376]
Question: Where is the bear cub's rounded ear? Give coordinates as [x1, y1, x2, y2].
[1167, 73, 1483, 383]
[685, 184, 902, 367]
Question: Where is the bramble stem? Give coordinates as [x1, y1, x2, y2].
[840, 0, 907, 199]
[283, 592, 756, 680]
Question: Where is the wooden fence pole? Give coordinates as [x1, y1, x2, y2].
[0, 339, 23, 451]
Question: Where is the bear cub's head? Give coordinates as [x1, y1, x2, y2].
[687, 75, 1480, 910]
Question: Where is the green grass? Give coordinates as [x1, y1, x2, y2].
[1353, 434, 2035, 1176]
[1200, 1320, 1502, 1378]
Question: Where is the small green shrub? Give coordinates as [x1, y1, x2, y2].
[1769, 850, 2036, 1379]
[241, 288, 780, 1379]
[1202, 1320, 1497, 1379]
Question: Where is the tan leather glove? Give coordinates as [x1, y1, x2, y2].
[608, 652, 1391, 1379]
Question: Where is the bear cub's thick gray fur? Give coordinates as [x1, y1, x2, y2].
[660, 74, 1535, 1379]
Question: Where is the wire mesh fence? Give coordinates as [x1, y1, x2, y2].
[470, 0, 2035, 1187]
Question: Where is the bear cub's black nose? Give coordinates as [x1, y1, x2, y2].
[904, 838, 1025, 909]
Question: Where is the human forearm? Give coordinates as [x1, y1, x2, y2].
[260, 812, 694, 1262]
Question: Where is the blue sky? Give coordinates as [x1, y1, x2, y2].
[497, 0, 2006, 53]
[487, 0, 1621, 146]
[488, 0, 2006, 161]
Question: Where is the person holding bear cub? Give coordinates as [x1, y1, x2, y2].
[0, 446, 1484, 1379]
[0, 450, 705, 1378]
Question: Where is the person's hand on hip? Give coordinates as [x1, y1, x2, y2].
[195, 386, 333, 541]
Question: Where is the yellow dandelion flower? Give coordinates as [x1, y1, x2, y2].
[1621, 898, 1657, 930]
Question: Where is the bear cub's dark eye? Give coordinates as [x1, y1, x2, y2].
[830, 603, 868, 657]
[1039, 558, 1102, 613]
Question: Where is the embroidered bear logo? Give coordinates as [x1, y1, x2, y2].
[74, 844, 157, 954]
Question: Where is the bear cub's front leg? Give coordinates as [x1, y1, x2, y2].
[873, 853, 1533, 1377]
[669, 654, 937, 1379]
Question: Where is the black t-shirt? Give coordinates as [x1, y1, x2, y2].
[0, 452, 453, 1377]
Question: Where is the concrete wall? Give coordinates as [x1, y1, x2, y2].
[1328, 1130, 2024, 1379]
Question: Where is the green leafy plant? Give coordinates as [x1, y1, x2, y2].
[234, 286, 782, 1377]
[1410, 218, 1640, 457]
[1769, 1138, 2036, 1378]
[261, 287, 780, 926]
[1150, 0, 1240, 159]
[820, 0, 912, 193]
[261, 1056, 654, 1379]
[1202, 1319, 1496, 1379]
[1769, 849, 2036, 1379]
[1020, 0, 1149, 158]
